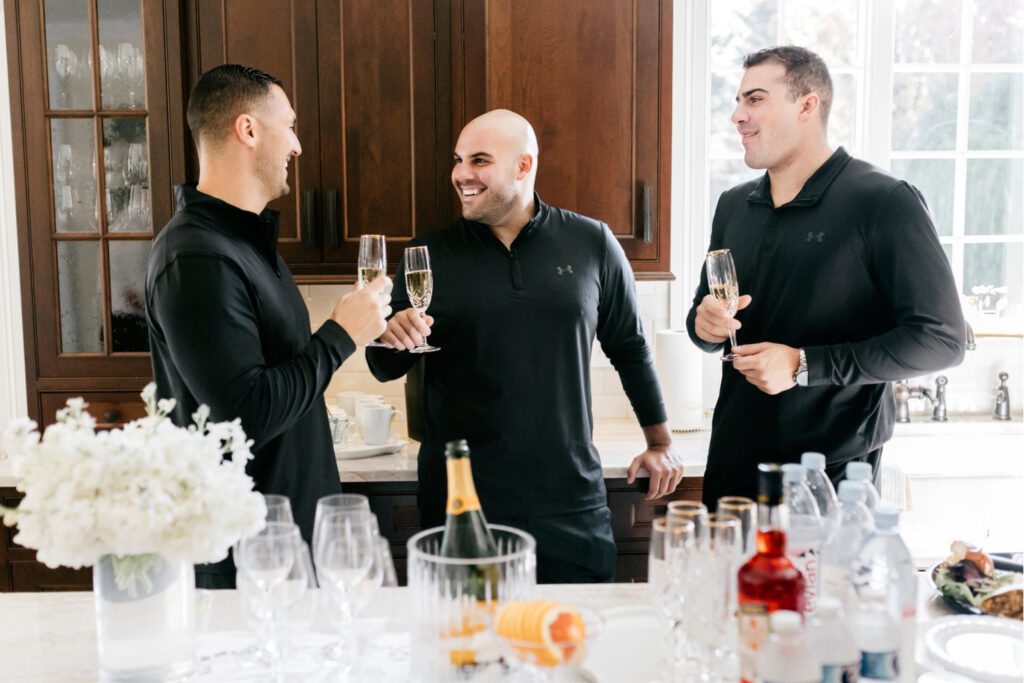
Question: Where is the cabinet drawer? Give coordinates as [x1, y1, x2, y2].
[606, 477, 704, 541]
[40, 392, 148, 429]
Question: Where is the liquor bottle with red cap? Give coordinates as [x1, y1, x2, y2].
[737, 463, 807, 683]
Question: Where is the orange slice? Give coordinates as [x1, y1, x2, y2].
[494, 600, 586, 666]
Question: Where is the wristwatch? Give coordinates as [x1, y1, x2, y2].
[794, 348, 808, 386]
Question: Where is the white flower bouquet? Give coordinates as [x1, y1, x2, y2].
[1, 384, 266, 569]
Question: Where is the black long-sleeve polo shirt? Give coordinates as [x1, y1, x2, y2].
[367, 195, 667, 522]
[686, 148, 966, 477]
[146, 185, 349, 553]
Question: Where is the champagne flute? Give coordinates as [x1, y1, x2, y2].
[358, 234, 389, 347]
[404, 246, 440, 353]
[705, 248, 741, 361]
[717, 496, 757, 559]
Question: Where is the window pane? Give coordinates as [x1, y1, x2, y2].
[968, 73, 1024, 150]
[972, 0, 1024, 64]
[780, 0, 862, 66]
[102, 117, 151, 232]
[44, 0, 94, 110]
[892, 73, 959, 151]
[965, 159, 1024, 236]
[710, 0, 778, 68]
[108, 240, 151, 352]
[98, 0, 147, 110]
[894, 0, 962, 64]
[829, 73, 857, 151]
[891, 159, 955, 236]
[709, 159, 761, 216]
[964, 243, 1022, 319]
[50, 118, 99, 233]
[710, 72, 741, 156]
[57, 241, 103, 353]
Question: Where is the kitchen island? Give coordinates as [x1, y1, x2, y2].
[0, 576, 1000, 682]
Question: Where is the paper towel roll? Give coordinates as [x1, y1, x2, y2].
[655, 330, 704, 431]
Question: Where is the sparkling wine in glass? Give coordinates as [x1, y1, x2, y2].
[404, 246, 440, 354]
[705, 248, 741, 362]
[358, 234, 389, 347]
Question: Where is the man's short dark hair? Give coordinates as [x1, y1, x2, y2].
[743, 46, 833, 126]
[186, 64, 282, 147]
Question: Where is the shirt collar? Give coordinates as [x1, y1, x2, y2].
[746, 146, 853, 208]
[467, 192, 549, 247]
[173, 184, 281, 272]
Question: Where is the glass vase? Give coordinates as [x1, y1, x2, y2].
[93, 553, 195, 681]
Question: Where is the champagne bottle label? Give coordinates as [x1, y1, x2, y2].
[446, 458, 482, 514]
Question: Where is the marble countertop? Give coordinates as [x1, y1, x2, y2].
[0, 576, 977, 682]
[338, 420, 712, 483]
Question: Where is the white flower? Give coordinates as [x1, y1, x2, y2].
[0, 383, 266, 568]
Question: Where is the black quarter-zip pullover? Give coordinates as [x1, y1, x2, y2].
[368, 195, 667, 521]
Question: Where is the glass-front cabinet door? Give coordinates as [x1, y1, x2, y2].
[10, 0, 181, 386]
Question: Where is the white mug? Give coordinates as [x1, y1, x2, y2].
[356, 403, 404, 446]
[336, 391, 382, 418]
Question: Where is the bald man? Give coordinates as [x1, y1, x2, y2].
[366, 109, 682, 583]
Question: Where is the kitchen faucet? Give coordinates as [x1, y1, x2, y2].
[994, 372, 1011, 421]
[894, 376, 948, 422]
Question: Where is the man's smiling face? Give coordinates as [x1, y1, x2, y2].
[451, 123, 525, 226]
[731, 61, 807, 172]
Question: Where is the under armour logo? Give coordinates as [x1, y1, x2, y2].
[806, 231, 824, 243]
[556, 265, 574, 275]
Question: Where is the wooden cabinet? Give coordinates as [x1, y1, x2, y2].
[183, 0, 452, 278]
[458, 0, 673, 278]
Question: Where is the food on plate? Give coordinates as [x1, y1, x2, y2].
[495, 600, 586, 666]
[980, 585, 1023, 620]
[934, 540, 1022, 619]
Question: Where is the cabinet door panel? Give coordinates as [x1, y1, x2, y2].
[317, 0, 445, 273]
[461, 0, 671, 274]
[192, 0, 322, 266]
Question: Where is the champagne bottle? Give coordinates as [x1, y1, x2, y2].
[439, 439, 499, 602]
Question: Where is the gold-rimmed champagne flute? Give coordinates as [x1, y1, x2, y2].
[705, 248, 740, 361]
[717, 495, 757, 559]
[404, 246, 440, 354]
[358, 234, 389, 348]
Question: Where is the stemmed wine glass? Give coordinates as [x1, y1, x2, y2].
[705, 248, 741, 362]
[358, 235, 389, 348]
[403, 246, 440, 353]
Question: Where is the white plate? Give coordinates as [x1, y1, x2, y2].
[334, 439, 407, 460]
[923, 616, 1024, 683]
[585, 605, 665, 683]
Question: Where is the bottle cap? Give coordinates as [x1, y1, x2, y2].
[769, 610, 802, 634]
[846, 461, 872, 481]
[838, 480, 866, 503]
[801, 452, 827, 471]
[874, 506, 900, 529]
[815, 597, 842, 618]
[444, 439, 470, 458]
[756, 463, 785, 506]
[782, 463, 806, 483]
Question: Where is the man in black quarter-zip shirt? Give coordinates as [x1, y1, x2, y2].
[367, 109, 684, 583]
[687, 47, 965, 509]
[146, 65, 391, 588]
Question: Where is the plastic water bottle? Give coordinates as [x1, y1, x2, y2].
[801, 452, 839, 536]
[820, 480, 874, 612]
[755, 610, 822, 683]
[848, 587, 900, 680]
[807, 597, 860, 682]
[845, 461, 880, 510]
[782, 464, 824, 614]
[852, 507, 916, 682]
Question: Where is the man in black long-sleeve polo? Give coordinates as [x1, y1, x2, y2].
[146, 65, 391, 588]
[687, 47, 965, 508]
[367, 109, 684, 583]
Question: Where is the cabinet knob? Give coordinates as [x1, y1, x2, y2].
[103, 410, 119, 423]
